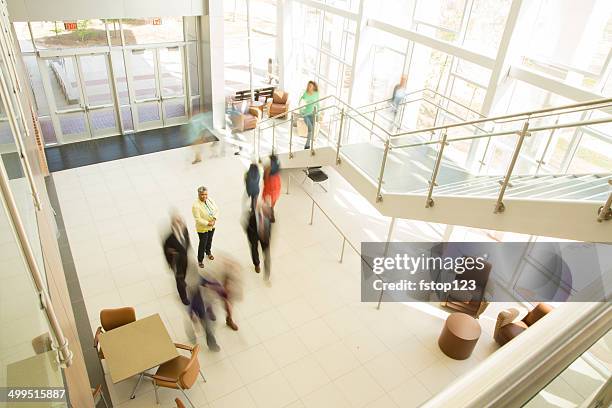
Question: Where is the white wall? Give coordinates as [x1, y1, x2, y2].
[7, 0, 204, 21]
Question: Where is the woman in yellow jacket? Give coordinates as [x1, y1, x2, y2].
[192, 186, 219, 267]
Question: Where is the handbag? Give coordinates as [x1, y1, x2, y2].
[293, 116, 308, 137]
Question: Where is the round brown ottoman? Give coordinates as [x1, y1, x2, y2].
[438, 312, 481, 360]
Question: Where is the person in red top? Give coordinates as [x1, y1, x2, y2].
[262, 154, 281, 222]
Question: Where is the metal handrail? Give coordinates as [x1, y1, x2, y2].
[390, 97, 612, 138]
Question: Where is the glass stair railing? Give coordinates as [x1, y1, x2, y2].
[249, 89, 612, 223]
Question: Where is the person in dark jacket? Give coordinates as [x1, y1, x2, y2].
[244, 198, 273, 282]
[163, 214, 191, 305]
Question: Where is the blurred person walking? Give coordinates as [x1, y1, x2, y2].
[299, 81, 320, 150]
[262, 154, 281, 222]
[390, 75, 407, 132]
[244, 197, 273, 283]
[199, 253, 243, 331]
[163, 214, 191, 305]
[245, 163, 261, 209]
[192, 186, 219, 268]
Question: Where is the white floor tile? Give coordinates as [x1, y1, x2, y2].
[387, 377, 432, 408]
[363, 351, 412, 392]
[230, 344, 278, 384]
[247, 308, 292, 341]
[209, 387, 256, 408]
[200, 358, 245, 402]
[334, 367, 385, 408]
[263, 330, 310, 368]
[313, 340, 361, 380]
[246, 371, 299, 408]
[293, 318, 339, 352]
[301, 383, 351, 408]
[281, 355, 330, 397]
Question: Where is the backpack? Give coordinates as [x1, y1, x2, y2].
[269, 154, 281, 175]
[245, 164, 260, 198]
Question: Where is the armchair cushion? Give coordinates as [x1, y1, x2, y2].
[273, 90, 288, 104]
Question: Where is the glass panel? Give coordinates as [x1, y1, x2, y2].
[111, 50, 129, 105]
[23, 56, 50, 116]
[106, 19, 122, 46]
[88, 108, 117, 135]
[31, 20, 108, 49]
[137, 101, 161, 123]
[39, 116, 57, 145]
[159, 47, 184, 97]
[58, 112, 87, 135]
[45, 57, 82, 110]
[121, 106, 134, 131]
[13, 22, 34, 52]
[131, 49, 157, 100]
[566, 133, 612, 174]
[463, 0, 513, 56]
[187, 43, 199, 95]
[191, 97, 201, 115]
[121, 17, 184, 45]
[414, 0, 467, 33]
[319, 53, 340, 84]
[79, 54, 113, 106]
[454, 59, 491, 87]
[164, 100, 186, 119]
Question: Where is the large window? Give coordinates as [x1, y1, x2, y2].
[14, 17, 200, 145]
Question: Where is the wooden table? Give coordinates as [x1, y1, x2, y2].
[99, 314, 178, 384]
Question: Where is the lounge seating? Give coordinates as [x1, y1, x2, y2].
[230, 100, 261, 132]
[269, 90, 289, 118]
[441, 258, 492, 318]
[494, 303, 553, 346]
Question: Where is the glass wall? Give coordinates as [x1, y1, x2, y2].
[223, 0, 277, 94]
[13, 17, 201, 145]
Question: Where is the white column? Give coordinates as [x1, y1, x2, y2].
[276, 0, 293, 92]
[200, 0, 226, 129]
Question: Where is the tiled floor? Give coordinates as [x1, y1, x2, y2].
[52, 144, 519, 408]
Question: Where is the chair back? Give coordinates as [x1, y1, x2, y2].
[100, 307, 136, 331]
[32, 332, 53, 354]
[175, 398, 186, 408]
[273, 90, 288, 104]
[179, 344, 201, 389]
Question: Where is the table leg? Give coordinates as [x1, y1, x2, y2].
[129, 372, 144, 399]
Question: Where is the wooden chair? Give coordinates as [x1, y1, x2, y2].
[94, 307, 136, 359]
[175, 398, 186, 408]
[145, 343, 205, 408]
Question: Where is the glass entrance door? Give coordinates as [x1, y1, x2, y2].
[159, 46, 188, 126]
[129, 46, 188, 131]
[78, 54, 120, 138]
[130, 48, 163, 131]
[43, 53, 120, 143]
[44, 56, 90, 143]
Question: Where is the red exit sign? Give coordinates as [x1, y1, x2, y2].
[152, 18, 162, 25]
[64, 21, 77, 30]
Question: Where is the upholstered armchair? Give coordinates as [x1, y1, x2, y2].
[441, 258, 492, 318]
[269, 90, 289, 118]
[230, 101, 261, 132]
[494, 303, 553, 346]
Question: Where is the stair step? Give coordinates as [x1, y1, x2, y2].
[507, 175, 599, 198]
[555, 179, 611, 200]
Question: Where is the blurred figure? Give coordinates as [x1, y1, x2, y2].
[245, 163, 260, 209]
[262, 154, 281, 222]
[185, 113, 209, 164]
[188, 282, 221, 352]
[244, 197, 273, 283]
[192, 186, 219, 268]
[199, 253, 243, 331]
[299, 81, 320, 150]
[390, 75, 407, 131]
[163, 214, 190, 305]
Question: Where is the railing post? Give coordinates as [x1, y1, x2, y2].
[309, 199, 315, 225]
[335, 107, 345, 165]
[494, 120, 530, 213]
[597, 180, 612, 222]
[425, 130, 448, 208]
[285, 170, 291, 195]
[370, 108, 377, 142]
[289, 113, 294, 158]
[535, 124, 558, 175]
[376, 139, 390, 202]
[339, 237, 346, 263]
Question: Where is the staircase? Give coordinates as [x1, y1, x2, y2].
[246, 90, 612, 241]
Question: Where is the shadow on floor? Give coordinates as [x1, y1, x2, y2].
[45, 124, 218, 172]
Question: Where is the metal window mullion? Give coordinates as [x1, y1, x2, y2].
[182, 44, 191, 118]
[37, 57, 64, 143]
[73, 56, 93, 138]
[153, 49, 164, 125]
[121, 47, 138, 131]
[105, 52, 124, 135]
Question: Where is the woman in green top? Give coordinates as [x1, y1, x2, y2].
[299, 81, 320, 149]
